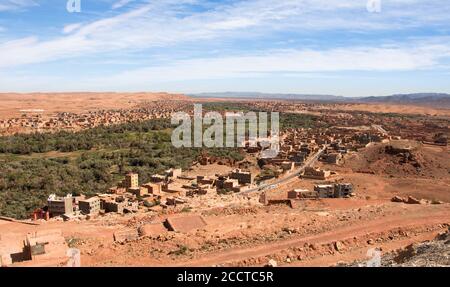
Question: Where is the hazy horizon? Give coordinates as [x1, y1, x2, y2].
[1, 0, 450, 96]
[0, 91, 449, 99]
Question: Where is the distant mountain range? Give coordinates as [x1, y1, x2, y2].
[360, 93, 450, 106]
[190, 92, 346, 101]
[190, 92, 450, 108]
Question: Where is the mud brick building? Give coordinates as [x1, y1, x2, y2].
[288, 189, 318, 199]
[142, 182, 162, 195]
[334, 183, 354, 198]
[302, 167, 330, 180]
[230, 169, 254, 185]
[319, 152, 342, 164]
[47, 194, 74, 217]
[79, 197, 101, 215]
[314, 184, 335, 198]
[122, 172, 139, 189]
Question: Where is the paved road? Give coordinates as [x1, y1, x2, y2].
[240, 145, 327, 194]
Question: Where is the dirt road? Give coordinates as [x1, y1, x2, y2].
[174, 207, 449, 267]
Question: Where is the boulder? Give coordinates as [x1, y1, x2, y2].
[431, 200, 444, 205]
[334, 241, 345, 252]
[406, 196, 421, 204]
[265, 259, 278, 267]
[391, 196, 405, 203]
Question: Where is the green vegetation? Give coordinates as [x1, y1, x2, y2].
[279, 113, 321, 129]
[202, 102, 321, 130]
[201, 102, 253, 112]
[168, 245, 189, 256]
[0, 119, 172, 155]
[0, 119, 243, 219]
[181, 206, 192, 213]
[255, 167, 280, 183]
[217, 188, 234, 195]
[0, 110, 319, 219]
[66, 237, 83, 248]
[143, 199, 160, 208]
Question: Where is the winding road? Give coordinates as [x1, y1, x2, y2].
[240, 145, 328, 194]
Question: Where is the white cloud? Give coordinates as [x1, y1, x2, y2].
[72, 43, 450, 89]
[207, 18, 257, 30]
[112, 0, 134, 9]
[0, 0, 449, 69]
[2, 42, 450, 94]
[62, 23, 83, 34]
[0, 0, 37, 11]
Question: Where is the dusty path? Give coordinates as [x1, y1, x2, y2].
[174, 207, 450, 267]
[289, 230, 442, 266]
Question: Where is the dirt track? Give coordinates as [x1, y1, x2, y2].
[173, 207, 450, 267]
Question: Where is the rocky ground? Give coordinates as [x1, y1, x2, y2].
[342, 228, 450, 267]
[2, 162, 449, 267]
[343, 142, 450, 179]
[381, 229, 450, 267]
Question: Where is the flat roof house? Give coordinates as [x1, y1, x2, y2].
[47, 194, 73, 217]
[79, 197, 101, 215]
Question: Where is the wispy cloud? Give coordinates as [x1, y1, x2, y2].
[0, 0, 450, 94]
[112, 0, 134, 9]
[62, 23, 83, 34]
[0, 0, 37, 12]
[85, 43, 450, 86]
[1, 0, 449, 69]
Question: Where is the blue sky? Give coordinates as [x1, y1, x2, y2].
[0, 0, 449, 96]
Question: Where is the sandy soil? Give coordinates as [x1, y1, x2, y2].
[0, 92, 188, 119]
[1, 138, 448, 267]
[316, 103, 450, 117]
[2, 93, 448, 120]
[1, 95, 449, 267]
[194, 98, 450, 117]
[2, 195, 448, 267]
[175, 207, 449, 267]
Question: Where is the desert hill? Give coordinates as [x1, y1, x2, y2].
[0, 92, 189, 119]
[361, 93, 450, 108]
[343, 140, 450, 179]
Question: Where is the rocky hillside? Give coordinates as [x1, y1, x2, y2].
[342, 227, 450, 267]
[360, 93, 450, 108]
[343, 141, 450, 179]
[381, 228, 450, 267]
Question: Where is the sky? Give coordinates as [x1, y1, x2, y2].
[0, 0, 449, 97]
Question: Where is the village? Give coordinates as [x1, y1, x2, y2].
[33, 117, 393, 223]
[2, 0, 450, 272]
[1, 116, 397, 266]
[0, 100, 192, 136]
[0, 99, 448, 267]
